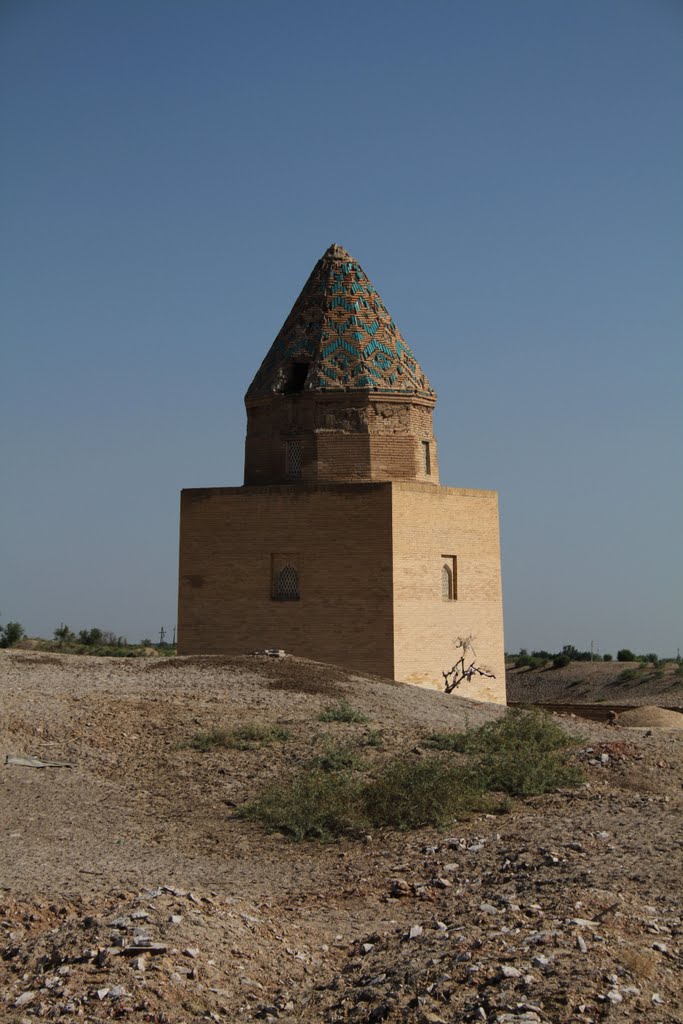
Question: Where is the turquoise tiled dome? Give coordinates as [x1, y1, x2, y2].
[246, 244, 435, 401]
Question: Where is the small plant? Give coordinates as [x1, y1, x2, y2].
[617, 648, 636, 662]
[189, 724, 291, 751]
[361, 729, 385, 747]
[311, 740, 365, 772]
[318, 700, 369, 724]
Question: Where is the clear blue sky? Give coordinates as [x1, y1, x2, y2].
[1, 0, 681, 656]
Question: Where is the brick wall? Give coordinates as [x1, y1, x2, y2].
[244, 393, 439, 485]
[178, 480, 505, 704]
[178, 483, 395, 677]
[391, 483, 506, 703]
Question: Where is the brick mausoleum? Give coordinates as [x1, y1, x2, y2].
[177, 244, 505, 702]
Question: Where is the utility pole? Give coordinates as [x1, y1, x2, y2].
[590, 640, 594, 662]
[172, 626, 176, 646]
[159, 626, 166, 646]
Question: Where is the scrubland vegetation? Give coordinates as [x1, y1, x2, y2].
[239, 709, 583, 840]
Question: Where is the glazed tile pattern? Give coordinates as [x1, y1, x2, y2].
[246, 244, 435, 401]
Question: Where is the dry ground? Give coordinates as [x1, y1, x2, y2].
[1, 651, 681, 1024]
[506, 661, 683, 708]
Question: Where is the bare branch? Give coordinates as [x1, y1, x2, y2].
[442, 636, 495, 694]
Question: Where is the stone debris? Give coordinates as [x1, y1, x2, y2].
[5, 754, 74, 769]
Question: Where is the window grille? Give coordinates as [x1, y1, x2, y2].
[286, 441, 302, 478]
[441, 564, 453, 600]
[276, 564, 299, 600]
[422, 440, 431, 475]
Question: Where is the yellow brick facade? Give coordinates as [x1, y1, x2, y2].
[392, 483, 505, 701]
[178, 482, 505, 703]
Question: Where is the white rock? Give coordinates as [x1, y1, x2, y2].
[606, 989, 622, 1005]
[479, 903, 498, 915]
[13, 992, 36, 1008]
[409, 925, 423, 939]
[96, 988, 110, 1000]
[499, 965, 522, 979]
[576, 934, 588, 953]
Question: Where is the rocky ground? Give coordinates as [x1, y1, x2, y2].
[1, 651, 681, 1023]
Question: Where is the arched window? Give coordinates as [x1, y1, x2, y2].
[276, 564, 299, 600]
[441, 563, 453, 600]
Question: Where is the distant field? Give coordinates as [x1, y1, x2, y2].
[507, 658, 683, 707]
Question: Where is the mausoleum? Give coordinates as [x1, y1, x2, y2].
[177, 244, 505, 701]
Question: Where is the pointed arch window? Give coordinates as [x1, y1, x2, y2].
[441, 555, 457, 601]
[441, 563, 453, 600]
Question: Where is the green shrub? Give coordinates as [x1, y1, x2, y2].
[424, 709, 583, 797]
[617, 649, 636, 662]
[553, 654, 571, 668]
[318, 700, 369, 724]
[240, 756, 501, 840]
[362, 756, 498, 830]
[238, 768, 367, 840]
[603, 653, 613, 662]
[189, 724, 291, 752]
[514, 654, 531, 668]
[242, 710, 583, 842]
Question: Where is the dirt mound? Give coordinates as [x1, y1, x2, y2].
[617, 704, 683, 728]
[1, 652, 682, 1022]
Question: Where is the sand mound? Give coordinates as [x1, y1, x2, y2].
[617, 705, 683, 729]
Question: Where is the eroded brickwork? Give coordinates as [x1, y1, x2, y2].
[245, 393, 438, 486]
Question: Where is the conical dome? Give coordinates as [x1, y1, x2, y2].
[246, 244, 435, 401]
